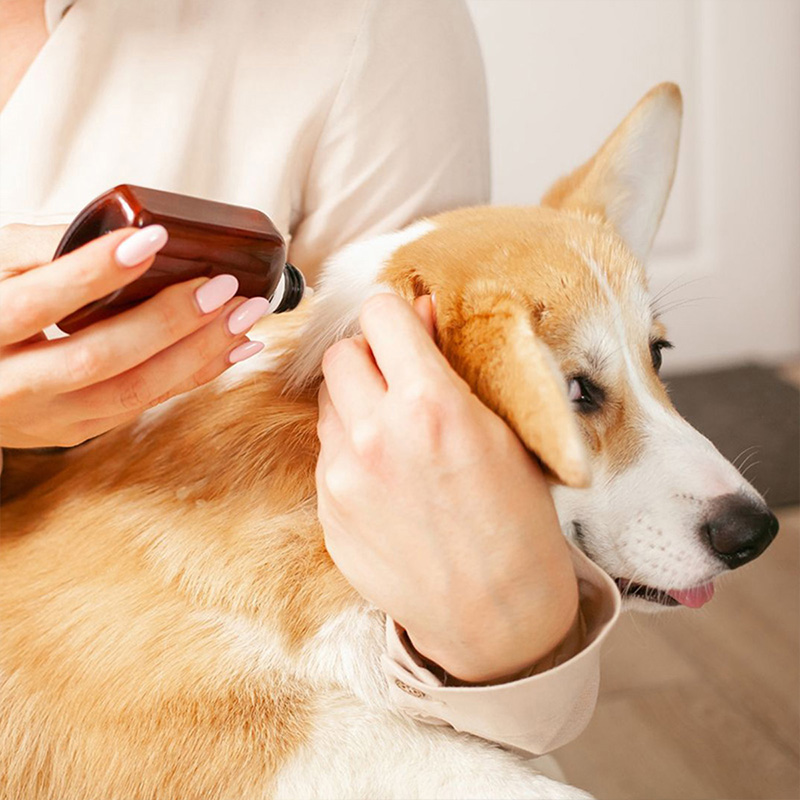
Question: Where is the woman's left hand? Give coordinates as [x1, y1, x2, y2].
[0, 223, 264, 450]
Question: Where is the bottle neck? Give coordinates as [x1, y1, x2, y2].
[269, 263, 305, 313]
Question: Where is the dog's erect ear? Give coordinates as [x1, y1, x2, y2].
[439, 282, 590, 488]
[542, 82, 682, 262]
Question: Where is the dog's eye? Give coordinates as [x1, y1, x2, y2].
[649, 339, 673, 373]
[568, 376, 604, 412]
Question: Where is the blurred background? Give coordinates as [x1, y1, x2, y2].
[464, 0, 799, 797]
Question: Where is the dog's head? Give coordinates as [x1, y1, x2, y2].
[289, 83, 778, 611]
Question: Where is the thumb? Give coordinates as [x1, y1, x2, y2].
[411, 294, 436, 340]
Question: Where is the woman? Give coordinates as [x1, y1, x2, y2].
[0, 0, 618, 761]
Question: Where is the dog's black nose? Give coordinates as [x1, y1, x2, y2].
[702, 494, 779, 569]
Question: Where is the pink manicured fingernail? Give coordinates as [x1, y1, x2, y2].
[195, 274, 239, 313]
[228, 340, 264, 364]
[227, 296, 270, 335]
[115, 225, 168, 267]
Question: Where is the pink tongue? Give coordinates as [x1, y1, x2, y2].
[667, 582, 715, 608]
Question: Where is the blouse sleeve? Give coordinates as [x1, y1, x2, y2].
[380, 543, 621, 756]
[287, 0, 490, 282]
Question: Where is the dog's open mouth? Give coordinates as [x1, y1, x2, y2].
[571, 522, 717, 608]
[614, 579, 715, 608]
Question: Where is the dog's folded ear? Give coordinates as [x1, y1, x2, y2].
[439, 282, 590, 488]
[542, 82, 682, 262]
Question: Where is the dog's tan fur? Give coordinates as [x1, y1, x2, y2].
[1, 84, 694, 799]
[0, 371, 327, 797]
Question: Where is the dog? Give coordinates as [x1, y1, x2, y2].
[0, 83, 779, 799]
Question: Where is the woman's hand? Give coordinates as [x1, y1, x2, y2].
[316, 293, 579, 684]
[0, 223, 268, 449]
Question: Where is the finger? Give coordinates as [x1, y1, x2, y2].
[60, 298, 263, 418]
[0, 224, 67, 275]
[67, 338, 260, 442]
[358, 293, 449, 388]
[57, 409, 143, 448]
[412, 294, 436, 340]
[320, 335, 385, 424]
[43, 273, 246, 391]
[0, 225, 167, 346]
[316, 382, 348, 488]
[317, 381, 347, 448]
[18, 331, 48, 346]
[0, 281, 242, 401]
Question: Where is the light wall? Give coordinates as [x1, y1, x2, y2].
[466, 0, 800, 373]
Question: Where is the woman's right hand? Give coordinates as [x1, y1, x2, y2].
[0, 223, 269, 449]
[316, 294, 579, 684]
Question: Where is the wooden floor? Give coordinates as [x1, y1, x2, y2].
[557, 363, 800, 800]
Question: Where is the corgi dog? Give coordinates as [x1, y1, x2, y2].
[0, 83, 778, 800]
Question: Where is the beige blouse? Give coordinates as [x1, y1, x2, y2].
[0, 0, 620, 756]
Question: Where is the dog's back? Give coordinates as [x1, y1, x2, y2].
[1, 346, 366, 797]
[1, 316, 581, 800]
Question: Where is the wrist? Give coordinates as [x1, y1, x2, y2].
[405, 575, 580, 684]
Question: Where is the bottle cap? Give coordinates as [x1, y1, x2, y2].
[271, 263, 306, 313]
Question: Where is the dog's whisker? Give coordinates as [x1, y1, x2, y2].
[732, 445, 760, 470]
[650, 289, 705, 316]
[649, 276, 708, 313]
[740, 460, 762, 479]
[652, 296, 717, 317]
[737, 449, 761, 473]
[733, 444, 759, 461]
[738, 455, 758, 474]
[737, 455, 755, 474]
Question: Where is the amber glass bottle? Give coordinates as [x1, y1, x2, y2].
[55, 185, 305, 334]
